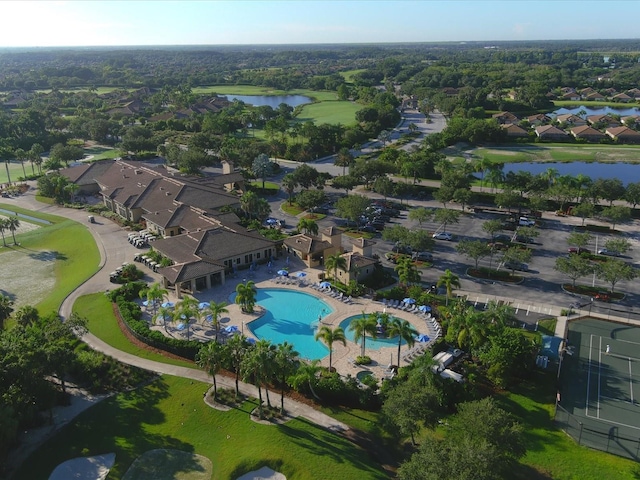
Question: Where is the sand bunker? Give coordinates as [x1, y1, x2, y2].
[236, 466, 287, 480]
[49, 453, 115, 480]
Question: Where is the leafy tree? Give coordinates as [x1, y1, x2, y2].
[434, 208, 460, 233]
[624, 181, 640, 208]
[315, 326, 346, 372]
[567, 231, 592, 250]
[349, 312, 378, 357]
[452, 187, 473, 211]
[554, 254, 595, 288]
[292, 163, 320, 189]
[482, 219, 503, 240]
[387, 318, 418, 367]
[594, 178, 626, 206]
[332, 174, 360, 195]
[252, 153, 273, 190]
[600, 205, 631, 230]
[0, 294, 14, 330]
[603, 238, 631, 256]
[596, 259, 637, 293]
[502, 247, 532, 274]
[433, 186, 455, 208]
[335, 194, 370, 226]
[572, 201, 595, 226]
[456, 240, 491, 269]
[372, 176, 395, 200]
[196, 341, 225, 400]
[235, 280, 257, 313]
[516, 226, 539, 243]
[395, 256, 421, 285]
[494, 189, 521, 213]
[407, 229, 435, 253]
[437, 269, 460, 305]
[295, 189, 326, 213]
[14, 305, 39, 327]
[408, 207, 433, 226]
[325, 252, 347, 281]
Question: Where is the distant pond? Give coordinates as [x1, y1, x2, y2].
[221, 94, 312, 108]
[497, 162, 640, 185]
[552, 105, 640, 117]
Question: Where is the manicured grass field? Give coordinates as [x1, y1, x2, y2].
[473, 145, 640, 165]
[295, 100, 360, 126]
[75, 293, 194, 368]
[0, 205, 99, 314]
[13, 376, 389, 480]
[339, 69, 367, 83]
[0, 160, 30, 184]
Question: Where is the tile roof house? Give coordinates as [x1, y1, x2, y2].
[535, 125, 570, 141]
[283, 226, 342, 270]
[561, 92, 581, 101]
[611, 92, 633, 103]
[626, 88, 640, 99]
[585, 92, 606, 102]
[606, 126, 640, 144]
[502, 124, 529, 138]
[556, 114, 587, 127]
[526, 114, 551, 126]
[621, 115, 640, 126]
[587, 115, 621, 128]
[59, 160, 118, 195]
[492, 111, 520, 125]
[570, 125, 606, 142]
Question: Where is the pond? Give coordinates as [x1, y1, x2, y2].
[498, 161, 640, 185]
[221, 94, 312, 108]
[552, 105, 640, 117]
[0, 208, 52, 224]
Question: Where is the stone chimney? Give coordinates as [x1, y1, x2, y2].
[221, 160, 233, 175]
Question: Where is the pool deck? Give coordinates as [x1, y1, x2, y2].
[144, 258, 440, 381]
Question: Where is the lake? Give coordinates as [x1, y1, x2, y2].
[498, 162, 640, 185]
[221, 94, 312, 108]
[552, 105, 640, 117]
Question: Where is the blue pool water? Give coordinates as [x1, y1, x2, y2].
[235, 289, 334, 360]
[339, 315, 407, 350]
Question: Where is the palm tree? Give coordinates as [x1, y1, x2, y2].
[6, 216, 20, 245]
[447, 305, 489, 351]
[473, 156, 493, 191]
[324, 252, 347, 282]
[174, 296, 200, 340]
[388, 318, 418, 366]
[224, 333, 249, 398]
[349, 312, 378, 358]
[241, 339, 275, 418]
[437, 269, 461, 306]
[274, 341, 299, 414]
[0, 218, 7, 247]
[196, 341, 225, 400]
[14, 305, 39, 327]
[204, 301, 229, 341]
[297, 218, 318, 236]
[290, 359, 322, 400]
[156, 305, 173, 330]
[395, 257, 421, 286]
[315, 325, 346, 372]
[0, 293, 15, 329]
[235, 280, 257, 313]
[240, 191, 259, 219]
[140, 282, 168, 317]
[281, 173, 298, 205]
[335, 147, 354, 176]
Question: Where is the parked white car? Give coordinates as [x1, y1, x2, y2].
[433, 232, 453, 241]
[518, 217, 535, 226]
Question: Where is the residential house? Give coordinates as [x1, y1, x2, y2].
[587, 115, 621, 128]
[603, 88, 619, 97]
[585, 92, 606, 102]
[606, 126, 640, 144]
[626, 88, 640, 99]
[611, 93, 633, 103]
[535, 125, 569, 141]
[621, 115, 640, 127]
[526, 114, 551, 126]
[502, 124, 528, 138]
[561, 92, 581, 101]
[442, 87, 459, 96]
[556, 114, 587, 127]
[492, 111, 520, 125]
[59, 160, 118, 195]
[570, 125, 606, 143]
[333, 237, 378, 284]
[579, 87, 596, 98]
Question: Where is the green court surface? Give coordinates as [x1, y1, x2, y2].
[557, 318, 640, 459]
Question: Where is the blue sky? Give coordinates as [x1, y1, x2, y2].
[1, 1, 637, 47]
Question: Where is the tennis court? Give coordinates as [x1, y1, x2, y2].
[556, 318, 640, 460]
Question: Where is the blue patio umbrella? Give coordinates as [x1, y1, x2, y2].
[176, 323, 186, 331]
[416, 334, 430, 343]
[247, 337, 256, 345]
[418, 305, 431, 313]
[403, 297, 416, 305]
[277, 269, 288, 276]
[198, 301, 210, 310]
[161, 301, 175, 309]
[225, 325, 239, 334]
[319, 281, 331, 288]
[296, 271, 307, 278]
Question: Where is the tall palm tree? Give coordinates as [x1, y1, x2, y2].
[437, 269, 461, 306]
[235, 280, 257, 313]
[388, 318, 418, 366]
[0, 293, 15, 330]
[324, 252, 347, 282]
[315, 325, 346, 372]
[196, 341, 225, 400]
[6, 216, 20, 245]
[241, 339, 275, 418]
[140, 282, 168, 317]
[297, 218, 318, 236]
[0, 218, 8, 247]
[281, 173, 298, 205]
[156, 305, 173, 331]
[335, 147, 354, 176]
[204, 301, 229, 341]
[174, 296, 200, 340]
[395, 257, 421, 286]
[240, 191, 259, 219]
[224, 333, 248, 398]
[274, 341, 299, 414]
[14, 305, 39, 327]
[290, 359, 322, 400]
[349, 312, 378, 358]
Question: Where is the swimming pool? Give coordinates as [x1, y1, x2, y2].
[235, 289, 334, 360]
[339, 314, 406, 350]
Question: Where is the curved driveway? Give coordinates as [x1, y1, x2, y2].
[3, 186, 349, 432]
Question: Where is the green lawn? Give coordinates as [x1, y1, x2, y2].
[472, 145, 640, 165]
[13, 376, 389, 480]
[0, 160, 31, 184]
[75, 293, 194, 368]
[295, 100, 360, 126]
[0, 204, 100, 314]
[553, 100, 640, 108]
[339, 69, 367, 83]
